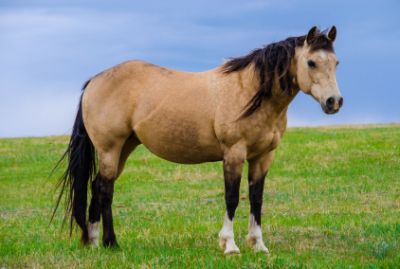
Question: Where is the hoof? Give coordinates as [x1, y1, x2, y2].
[224, 245, 241, 255]
[103, 238, 119, 249]
[219, 236, 240, 255]
[89, 238, 99, 247]
[253, 242, 269, 254]
[246, 235, 269, 254]
[104, 243, 120, 250]
[80, 230, 90, 246]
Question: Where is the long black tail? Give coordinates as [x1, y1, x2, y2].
[52, 87, 96, 243]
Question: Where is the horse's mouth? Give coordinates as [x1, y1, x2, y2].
[321, 104, 341, 115]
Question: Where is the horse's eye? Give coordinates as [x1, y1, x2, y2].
[307, 60, 316, 68]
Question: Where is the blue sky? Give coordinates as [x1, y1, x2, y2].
[1, 0, 399, 137]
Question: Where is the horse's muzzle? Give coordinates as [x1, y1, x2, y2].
[321, 96, 343, 114]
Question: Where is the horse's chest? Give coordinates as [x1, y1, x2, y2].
[247, 129, 281, 158]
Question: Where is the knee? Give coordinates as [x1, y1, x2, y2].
[100, 166, 118, 181]
[223, 158, 245, 178]
[223, 143, 246, 174]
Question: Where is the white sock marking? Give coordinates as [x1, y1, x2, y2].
[219, 213, 240, 255]
[247, 214, 269, 253]
[88, 221, 99, 246]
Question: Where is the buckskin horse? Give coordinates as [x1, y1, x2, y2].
[53, 26, 343, 254]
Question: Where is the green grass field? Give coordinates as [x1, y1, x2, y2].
[1, 125, 399, 268]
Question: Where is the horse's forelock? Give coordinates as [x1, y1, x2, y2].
[308, 34, 334, 52]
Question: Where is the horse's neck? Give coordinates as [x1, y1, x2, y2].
[240, 64, 300, 120]
[268, 87, 300, 115]
[251, 89, 298, 131]
[219, 64, 299, 126]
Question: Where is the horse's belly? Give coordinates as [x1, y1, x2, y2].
[134, 114, 223, 164]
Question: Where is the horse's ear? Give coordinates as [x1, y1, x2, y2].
[327, 25, 337, 42]
[306, 26, 318, 45]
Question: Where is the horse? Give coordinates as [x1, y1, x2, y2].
[53, 26, 343, 255]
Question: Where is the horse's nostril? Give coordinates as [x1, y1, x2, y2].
[338, 97, 344, 107]
[326, 97, 335, 109]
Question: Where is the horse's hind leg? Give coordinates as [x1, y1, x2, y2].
[88, 174, 101, 246]
[86, 139, 122, 247]
[88, 135, 140, 247]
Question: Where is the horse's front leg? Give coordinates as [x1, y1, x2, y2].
[246, 150, 275, 253]
[219, 143, 246, 255]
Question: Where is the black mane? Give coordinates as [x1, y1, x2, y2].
[223, 30, 333, 118]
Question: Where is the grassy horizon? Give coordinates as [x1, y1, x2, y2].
[1, 124, 399, 268]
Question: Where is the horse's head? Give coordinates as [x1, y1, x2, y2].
[296, 26, 343, 114]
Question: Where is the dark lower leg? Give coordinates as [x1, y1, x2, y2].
[247, 153, 273, 252]
[88, 174, 101, 224]
[247, 170, 268, 252]
[224, 175, 241, 220]
[223, 157, 243, 220]
[87, 174, 101, 244]
[99, 177, 118, 247]
[248, 172, 266, 225]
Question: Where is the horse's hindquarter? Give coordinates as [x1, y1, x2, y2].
[132, 66, 223, 164]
